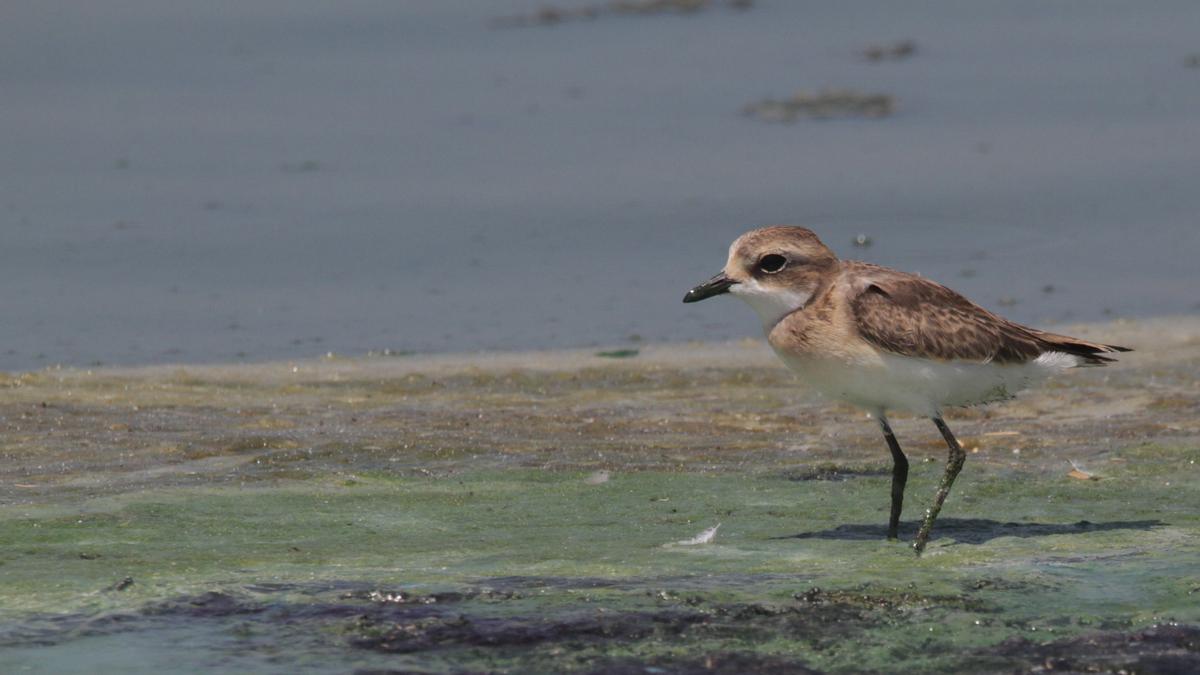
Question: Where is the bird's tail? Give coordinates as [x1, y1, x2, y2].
[1031, 330, 1132, 366]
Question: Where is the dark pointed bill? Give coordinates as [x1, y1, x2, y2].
[683, 273, 736, 303]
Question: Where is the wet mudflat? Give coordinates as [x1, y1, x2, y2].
[2, 318, 1199, 673]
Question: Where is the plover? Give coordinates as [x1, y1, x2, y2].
[683, 226, 1129, 554]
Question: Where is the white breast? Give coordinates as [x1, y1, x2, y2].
[775, 349, 1080, 416]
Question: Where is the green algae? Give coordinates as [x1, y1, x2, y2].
[594, 349, 640, 359]
[1, 332, 1199, 672]
[3, 461, 1197, 672]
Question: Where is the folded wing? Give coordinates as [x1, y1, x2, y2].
[848, 265, 1129, 365]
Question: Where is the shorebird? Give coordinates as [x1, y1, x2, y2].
[683, 226, 1129, 554]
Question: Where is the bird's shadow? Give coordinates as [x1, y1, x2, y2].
[773, 518, 1164, 545]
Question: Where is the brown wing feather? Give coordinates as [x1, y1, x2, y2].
[849, 266, 1045, 363]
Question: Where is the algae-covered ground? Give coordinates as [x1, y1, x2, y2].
[2, 318, 1199, 673]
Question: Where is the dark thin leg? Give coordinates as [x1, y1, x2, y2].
[913, 416, 967, 555]
[876, 415, 908, 541]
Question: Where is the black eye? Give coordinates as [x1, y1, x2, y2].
[758, 254, 787, 274]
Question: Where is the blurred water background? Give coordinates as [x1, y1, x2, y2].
[2, 0, 1198, 370]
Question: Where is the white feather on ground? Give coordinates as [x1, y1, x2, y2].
[674, 523, 720, 546]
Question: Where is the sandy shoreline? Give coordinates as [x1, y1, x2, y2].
[3, 313, 1197, 501]
[4, 315, 1197, 497]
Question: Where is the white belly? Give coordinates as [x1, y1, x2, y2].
[774, 349, 1077, 416]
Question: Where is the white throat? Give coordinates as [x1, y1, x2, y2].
[729, 279, 811, 330]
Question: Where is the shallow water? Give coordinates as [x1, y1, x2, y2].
[3, 1, 1200, 370]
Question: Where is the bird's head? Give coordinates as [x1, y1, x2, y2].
[683, 226, 838, 328]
